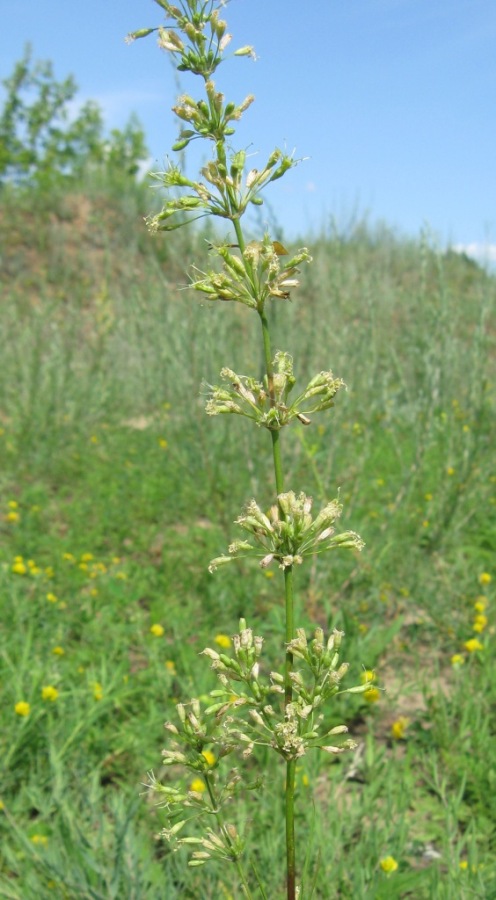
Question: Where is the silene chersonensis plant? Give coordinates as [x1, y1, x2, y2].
[128, 2, 370, 896]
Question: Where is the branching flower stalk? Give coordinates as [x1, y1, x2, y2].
[129, 3, 368, 896]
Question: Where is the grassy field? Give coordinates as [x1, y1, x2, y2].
[1, 180, 495, 898]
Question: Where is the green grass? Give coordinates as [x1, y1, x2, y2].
[0, 182, 495, 898]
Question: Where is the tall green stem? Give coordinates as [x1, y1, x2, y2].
[284, 567, 296, 900]
[259, 303, 297, 900]
[232, 174, 296, 900]
[258, 309, 285, 494]
[285, 758, 297, 900]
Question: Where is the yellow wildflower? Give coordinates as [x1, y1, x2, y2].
[380, 856, 398, 874]
[92, 682, 103, 701]
[474, 597, 488, 612]
[12, 561, 27, 575]
[150, 623, 165, 637]
[189, 778, 206, 793]
[464, 638, 483, 653]
[8, 500, 18, 509]
[81, 553, 94, 562]
[479, 572, 492, 586]
[202, 750, 216, 767]
[165, 660, 176, 674]
[364, 687, 381, 704]
[41, 686, 59, 702]
[6, 511, 19, 523]
[446, 467, 455, 476]
[214, 633, 231, 649]
[450, 654, 465, 667]
[52, 646, 65, 656]
[473, 615, 488, 633]
[15, 701, 30, 717]
[159, 438, 168, 449]
[459, 860, 478, 873]
[46, 592, 58, 604]
[391, 717, 409, 740]
[30, 834, 48, 846]
[360, 669, 375, 684]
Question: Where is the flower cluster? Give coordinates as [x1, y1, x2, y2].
[209, 492, 364, 572]
[196, 235, 309, 308]
[148, 620, 366, 866]
[451, 574, 491, 666]
[147, 148, 297, 233]
[205, 351, 345, 429]
[199, 621, 364, 761]
[127, 1, 255, 80]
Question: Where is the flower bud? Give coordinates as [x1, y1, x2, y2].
[260, 554, 274, 568]
[219, 33, 232, 52]
[201, 647, 220, 661]
[250, 709, 265, 728]
[208, 556, 232, 573]
[172, 137, 191, 151]
[159, 32, 184, 53]
[125, 28, 156, 44]
[234, 45, 257, 59]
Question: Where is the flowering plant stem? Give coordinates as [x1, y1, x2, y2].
[130, 3, 367, 896]
[249, 226, 297, 894]
[234, 164, 297, 899]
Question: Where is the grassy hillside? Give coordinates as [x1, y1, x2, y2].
[1, 179, 495, 898]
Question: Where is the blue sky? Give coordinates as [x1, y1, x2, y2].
[2, 0, 496, 258]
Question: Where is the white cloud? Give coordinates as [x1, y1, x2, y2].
[452, 242, 496, 265]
